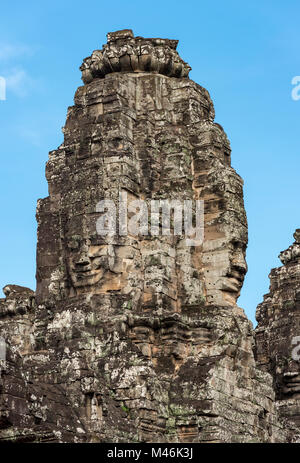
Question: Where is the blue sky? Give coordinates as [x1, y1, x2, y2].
[0, 0, 299, 324]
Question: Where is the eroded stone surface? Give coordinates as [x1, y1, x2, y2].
[255, 229, 300, 436]
[0, 30, 294, 442]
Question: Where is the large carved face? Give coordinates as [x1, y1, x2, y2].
[66, 237, 108, 289]
[282, 370, 300, 398]
[277, 357, 300, 399]
[218, 240, 247, 305]
[225, 240, 247, 293]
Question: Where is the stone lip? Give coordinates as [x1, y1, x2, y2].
[80, 29, 191, 83]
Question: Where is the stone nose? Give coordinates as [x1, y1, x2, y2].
[232, 260, 247, 274]
[231, 255, 247, 276]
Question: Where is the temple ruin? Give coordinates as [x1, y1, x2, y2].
[0, 29, 299, 443]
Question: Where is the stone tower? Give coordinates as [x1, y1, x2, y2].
[36, 28, 247, 309]
[0, 30, 292, 442]
[255, 229, 300, 432]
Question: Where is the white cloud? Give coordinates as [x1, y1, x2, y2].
[0, 42, 38, 98]
[2, 67, 35, 98]
[0, 43, 33, 62]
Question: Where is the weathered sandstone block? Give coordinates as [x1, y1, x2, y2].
[0, 30, 294, 442]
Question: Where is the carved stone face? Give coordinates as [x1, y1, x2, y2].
[279, 247, 292, 265]
[219, 240, 247, 303]
[279, 243, 300, 265]
[228, 240, 247, 291]
[282, 371, 300, 398]
[279, 359, 300, 399]
[66, 238, 107, 289]
[204, 237, 247, 306]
